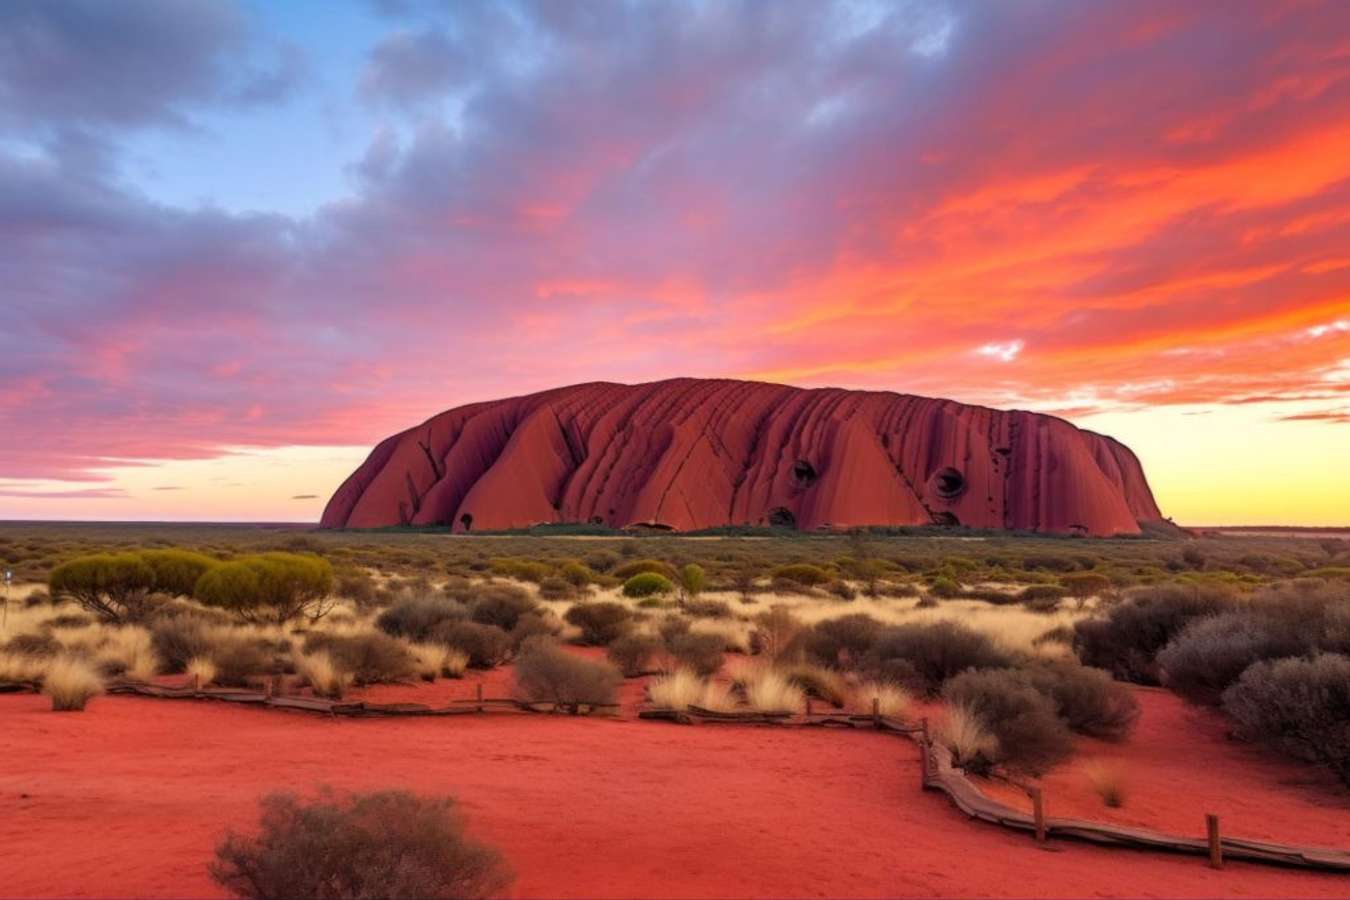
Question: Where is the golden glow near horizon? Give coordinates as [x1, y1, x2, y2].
[2, 402, 1346, 526]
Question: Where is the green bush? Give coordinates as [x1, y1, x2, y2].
[559, 562, 596, 587]
[1222, 654, 1350, 786]
[679, 563, 706, 598]
[612, 559, 677, 581]
[48, 553, 156, 622]
[194, 553, 334, 624]
[621, 572, 675, 598]
[1060, 572, 1111, 602]
[1018, 584, 1066, 612]
[927, 575, 961, 599]
[945, 669, 1074, 775]
[139, 549, 219, 597]
[212, 789, 511, 900]
[564, 602, 634, 645]
[513, 637, 621, 707]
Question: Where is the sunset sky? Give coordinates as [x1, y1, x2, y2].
[2, 0, 1349, 525]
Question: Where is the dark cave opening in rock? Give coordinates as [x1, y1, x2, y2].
[931, 511, 961, 527]
[459, 512, 473, 531]
[791, 460, 817, 487]
[768, 507, 797, 529]
[932, 467, 967, 500]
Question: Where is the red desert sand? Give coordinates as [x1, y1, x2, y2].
[2, 681, 1347, 899]
[321, 377, 1164, 536]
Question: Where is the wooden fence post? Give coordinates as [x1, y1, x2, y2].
[805, 696, 812, 718]
[190, 673, 200, 695]
[872, 697, 880, 728]
[268, 674, 281, 699]
[1207, 814, 1223, 869]
[1031, 787, 1046, 844]
[476, 682, 483, 713]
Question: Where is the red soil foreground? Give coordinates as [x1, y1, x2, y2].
[3, 682, 1349, 899]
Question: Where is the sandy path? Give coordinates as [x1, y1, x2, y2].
[2, 690, 1347, 899]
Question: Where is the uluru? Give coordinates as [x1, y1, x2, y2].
[320, 378, 1164, 536]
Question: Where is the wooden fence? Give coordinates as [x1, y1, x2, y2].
[3, 677, 1348, 874]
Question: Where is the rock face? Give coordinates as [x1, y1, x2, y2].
[320, 378, 1164, 536]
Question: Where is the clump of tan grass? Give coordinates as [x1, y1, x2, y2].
[409, 642, 451, 681]
[647, 668, 706, 710]
[296, 651, 352, 699]
[854, 681, 913, 718]
[939, 703, 999, 772]
[442, 648, 469, 678]
[781, 663, 849, 706]
[42, 656, 104, 711]
[186, 656, 217, 688]
[97, 627, 160, 681]
[1083, 760, 1129, 808]
[744, 668, 805, 713]
[0, 651, 49, 683]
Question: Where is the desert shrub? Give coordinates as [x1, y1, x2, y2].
[582, 550, 620, 573]
[1016, 662, 1139, 739]
[194, 553, 334, 624]
[536, 577, 576, 601]
[612, 559, 676, 581]
[377, 596, 468, 642]
[682, 597, 732, 619]
[1018, 584, 1065, 612]
[647, 668, 709, 711]
[213, 638, 280, 687]
[139, 549, 220, 597]
[1157, 611, 1307, 703]
[334, 570, 378, 607]
[150, 615, 217, 673]
[513, 637, 621, 707]
[302, 632, 415, 684]
[944, 670, 1073, 774]
[606, 634, 662, 677]
[186, 656, 217, 687]
[4, 632, 61, 657]
[665, 631, 725, 676]
[42, 656, 104, 711]
[558, 561, 596, 587]
[772, 564, 833, 587]
[564, 602, 633, 645]
[865, 621, 1015, 696]
[1060, 572, 1111, 603]
[508, 612, 559, 650]
[621, 572, 675, 599]
[678, 563, 706, 599]
[469, 588, 537, 631]
[431, 621, 512, 669]
[1222, 654, 1350, 785]
[826, 580, 858, 601]
[211, 789, 511, 900]
[487, 558, 551, 583]
[48, 553, 156, 622]
[927, 575, 961, 599]
[96, 626, 160, 681]
[749, 606, 802, 659]
[793, 614, 885, 668]
[1072, 586, 1231, 684]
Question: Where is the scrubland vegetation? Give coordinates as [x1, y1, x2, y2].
[2, 522, 1348, 788]
[212, 789, 511, 899]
